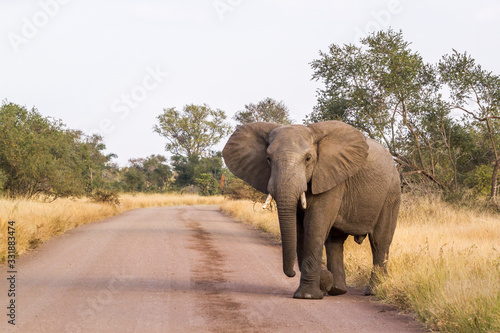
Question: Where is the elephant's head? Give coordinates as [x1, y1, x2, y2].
[222, 121, 368, 278]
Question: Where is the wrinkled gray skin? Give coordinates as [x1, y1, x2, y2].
[223, 121, 400, 299]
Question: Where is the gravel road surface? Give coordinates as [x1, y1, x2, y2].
[1, 205, 424, 332]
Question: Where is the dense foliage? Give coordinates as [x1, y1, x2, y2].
[149, 104, 232, 195]
[234, 97, 293, 125]
[0, 102, 114, 199]
[153, 104, 232, 158]
[119, 155, 172, 193]
[170, 152, 224, 192]
[307, 29, 500, 204]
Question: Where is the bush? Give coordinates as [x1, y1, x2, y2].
[0, 169, 7, 193]
[90, 189, 120, 205]
[223, 176, 267, 203]
[465, 165, 495, 196]
[195, 173, 219, 196]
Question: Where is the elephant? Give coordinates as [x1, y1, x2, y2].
[222, 121, 400, 299]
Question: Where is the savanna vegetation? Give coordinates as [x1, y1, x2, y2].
[1, 29, 499, 332]
[0, 102, 115, 199]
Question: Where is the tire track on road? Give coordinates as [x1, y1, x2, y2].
[185, 215, 251, 331]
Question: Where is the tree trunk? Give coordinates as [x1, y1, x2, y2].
[491, 159, 500, 203]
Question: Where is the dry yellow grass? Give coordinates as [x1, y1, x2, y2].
[376, 194, 500, 332]
[219, 199, 281, 241]
[0, 193, 224, 261]
[118, 193, 224, 210]
[220, 195, 500, 332]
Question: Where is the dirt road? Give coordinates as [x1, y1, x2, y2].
[2, 206, 424, 332]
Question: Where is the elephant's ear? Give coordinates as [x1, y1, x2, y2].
[223, 122, 281, 194]
[308, 121, 368, 195]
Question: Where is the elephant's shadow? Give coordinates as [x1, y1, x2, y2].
[188, 278, 294, 297]
[22, 276, 293, 297]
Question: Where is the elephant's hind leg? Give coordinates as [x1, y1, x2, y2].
[366, 197, 400, 295]
[325, 231, 348, 295]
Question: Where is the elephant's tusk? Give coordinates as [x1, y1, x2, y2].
[262, 194, 273, 209]
[300, 192, 307, 210]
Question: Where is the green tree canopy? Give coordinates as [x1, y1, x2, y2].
[439, 50, 500, 201]
[307, 29, 475, 192]
[171, 151, 223, 191]
[0, 101, 113, 198]
[153, 104, 232, 158]
[120, 155, 172, 192]
[234, 97, 293, 125]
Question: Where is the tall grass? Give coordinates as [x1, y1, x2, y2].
[219, 200, 281, 241]
[220, 195, 500, 332]
[0, 193, 224, 261]
[377, 194, 500, 332]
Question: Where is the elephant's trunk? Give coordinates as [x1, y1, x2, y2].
[273, 176, 306, 278]
[267, 157, 307, 278]
[275, 196, 298, 278]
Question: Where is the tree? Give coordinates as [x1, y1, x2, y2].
[0, 102, 70, 197]
[120, 155, 172, 192]
[439, 50, 500, 202]
[78, 133, 116, 195]
[153, 104, 230, 194]
[307, 29, 468, 192]
[153, 104, 232, 158]
[170, 151, 224, 191]
[0, 101, 114, 198]
[143, 155, 172, 192]
[234, 97, 293, 125]
[195, 173, 219, 196]
[121, 167, 146, 192]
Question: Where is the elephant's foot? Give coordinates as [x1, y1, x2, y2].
[328, 285, 348, 296]
[364, 268, 383, 296]
[327, 275, 347, 296]
[293, 285, 324, 299]
[319, 270, 334, 294]
[364, 279, 378, 296]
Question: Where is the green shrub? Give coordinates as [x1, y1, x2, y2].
[465, 165, 494, 196]
[91, 188, 120, 205]
[195, 173, 219, 196]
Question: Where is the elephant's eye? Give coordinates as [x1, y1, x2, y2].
[266, 157, 271, 164]
[305, 156, 311, 163]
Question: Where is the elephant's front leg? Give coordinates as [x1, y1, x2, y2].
[293, 210, 331, 299]
[297, 210, 330, 288]
[293, 245, 324, 299]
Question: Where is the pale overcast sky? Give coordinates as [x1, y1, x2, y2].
[1, 0, 499, 166]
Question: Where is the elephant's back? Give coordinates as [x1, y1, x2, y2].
[356, 138, 401, 197]
[365, 139, 399, 177]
